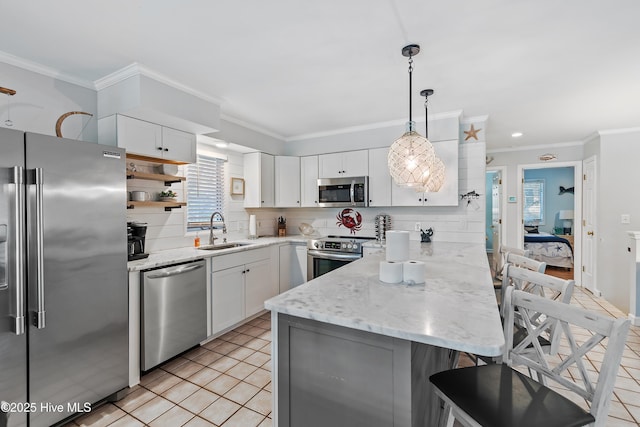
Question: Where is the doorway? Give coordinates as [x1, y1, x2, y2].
[517, 161, 582, 285]
[486, 167, 506, 276]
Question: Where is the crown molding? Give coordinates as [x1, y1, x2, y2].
[460, 114, 489, 124]
[93, 62, 224, 106]
[220, 114, 286, 141]
[0, 50, 95, 90]
[487, 140, 584, 154]
[287, 109, 463, 142]
[598, 126, 640, 136]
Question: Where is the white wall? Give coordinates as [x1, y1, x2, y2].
[0, 61, 98, 141]
[488, 143, 584, 248]
[127, 149, 251, 253]
[596, 129, 640, 312]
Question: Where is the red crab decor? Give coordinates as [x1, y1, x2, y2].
[336, 208, 363, 234]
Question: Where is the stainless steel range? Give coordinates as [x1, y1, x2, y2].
[307, 235, 374, 280]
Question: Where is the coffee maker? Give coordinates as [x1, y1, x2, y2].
[127, 222, 149, 261]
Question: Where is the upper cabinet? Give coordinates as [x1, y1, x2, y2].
[318, 150, 368, 178]
[244, 152, 275, 208]
[368, 148, 392, 207]
[391, 139, 459, 206]
[98, 114, 196, 164]
[275, 156, 301, 207]
[161, 127, 196, 164]
[300, 156, 319, 207]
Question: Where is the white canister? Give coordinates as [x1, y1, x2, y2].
[403, 260, 426, 284]
[385, 230, 410, 262]
[379, 260, 403, 284]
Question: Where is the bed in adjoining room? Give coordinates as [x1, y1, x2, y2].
[524, 232, 573, 269]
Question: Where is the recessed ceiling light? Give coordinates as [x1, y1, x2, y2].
[215, 142, 229, 148]
[511, 132, 523, 138]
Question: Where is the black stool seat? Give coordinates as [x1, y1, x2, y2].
[430, 364, 595, 427]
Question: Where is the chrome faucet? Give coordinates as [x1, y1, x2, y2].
[209, 212, 227, 245]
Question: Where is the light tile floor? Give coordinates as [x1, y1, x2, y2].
[65, 288, 640, 426]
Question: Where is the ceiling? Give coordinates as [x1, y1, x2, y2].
[1, 0, 639, 150]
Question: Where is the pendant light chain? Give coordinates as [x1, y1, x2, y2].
[424, 94, 428, 138]
[408, 55, 413, 127]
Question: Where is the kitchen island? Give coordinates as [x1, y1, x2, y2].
[265, 241, 504, 427]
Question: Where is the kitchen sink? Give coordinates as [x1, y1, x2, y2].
[197, 243, 250, 251]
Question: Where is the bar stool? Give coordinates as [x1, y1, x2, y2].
[430, 288, 630, 427]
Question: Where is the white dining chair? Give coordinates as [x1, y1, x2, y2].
[430, 288, 630, 427]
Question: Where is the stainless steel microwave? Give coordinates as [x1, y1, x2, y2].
[317, 176, 369, 208]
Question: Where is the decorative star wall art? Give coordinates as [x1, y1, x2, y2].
[464, 124, 482, 141]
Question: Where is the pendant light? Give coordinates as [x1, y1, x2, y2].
[387, 44, 436, 190]
[417, 89, 445, 192]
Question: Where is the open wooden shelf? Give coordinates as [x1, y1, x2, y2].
[127, 201, 187, 211]
[126, 170, 186, 185]
[126, 153, 189, 165]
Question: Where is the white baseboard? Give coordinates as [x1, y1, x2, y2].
[629, 313, 640, 327]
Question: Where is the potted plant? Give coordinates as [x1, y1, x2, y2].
[159, 190, 177, 202]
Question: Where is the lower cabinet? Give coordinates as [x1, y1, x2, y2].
[245, 258, 274, 317]
[210, 247, 278, 335]
[211, 265, 245, 333]
[279, 244, 307, 293]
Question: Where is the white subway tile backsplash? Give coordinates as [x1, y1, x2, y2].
[135, 140, 487, 251]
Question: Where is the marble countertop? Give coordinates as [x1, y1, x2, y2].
[265, 241, 505, 356]
[127, 235, 310, 271]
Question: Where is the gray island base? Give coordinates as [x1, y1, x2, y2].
[266, 241, 505, 427]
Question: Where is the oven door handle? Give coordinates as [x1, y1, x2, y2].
[308, 250, 361, 261]
[350, 180, 355, 205]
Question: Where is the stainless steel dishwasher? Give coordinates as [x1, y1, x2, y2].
[141, 259, 207, 371]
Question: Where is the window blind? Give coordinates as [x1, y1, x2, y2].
[523, 179, 544, 224]
[187, 155, 225, 229]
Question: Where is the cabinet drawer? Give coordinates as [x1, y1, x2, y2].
[211, 247, 271, 272]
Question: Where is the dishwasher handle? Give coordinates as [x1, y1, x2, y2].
[146, 263, 204, 279]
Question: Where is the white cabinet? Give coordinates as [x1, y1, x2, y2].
[391, 139, 459, 207]
[114, 114, 162, 157]
[245, 258, 274, 317]
[368, 147, 392, 206]
[99, 114, 196, 163]
[279, 244, 307, 293]
[300, 156, 319, 207]
[211, 265, 245, 333]
[161, 126, 197, 163]
[244, 152, 275, 208]
[210, 247, 277, 334]
[318, 150, 368, 178]
[275, 156, 301, 207]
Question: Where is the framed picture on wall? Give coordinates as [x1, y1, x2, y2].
[231, 177, 245, 195]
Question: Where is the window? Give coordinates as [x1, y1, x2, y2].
[523, 179, 544, 225]
[186, 154, 225, 231]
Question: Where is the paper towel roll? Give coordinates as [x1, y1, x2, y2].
[379, 261, 403, 284]
[249, 215, 257, 237]
[385, 230, 410, 262]
[403, 260, 426, 284]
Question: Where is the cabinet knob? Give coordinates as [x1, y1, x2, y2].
[164, 148, 169, 152]
[246, 269, 250, 273]
[157, 147, 163, 150]
[418, 198, 422, 202]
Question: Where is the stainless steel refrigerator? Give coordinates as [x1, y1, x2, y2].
[0, 128, 128, 427]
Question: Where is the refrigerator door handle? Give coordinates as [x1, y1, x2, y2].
[8, 166, 26, 335]
[31, 167, 46, 329]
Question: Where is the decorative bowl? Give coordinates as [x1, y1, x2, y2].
[160, 197, 177, 202]
[298, 223, 315, 236]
